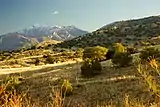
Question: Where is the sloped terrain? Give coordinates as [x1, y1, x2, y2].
[57, 15, 160, 48]
[0, 33, 39, 50]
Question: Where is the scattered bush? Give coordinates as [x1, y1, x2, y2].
[61, 50, 74, 58]
[140, 41, 151, 46]
[83, 46, 108, 61]
[7, 59, 18, 65]
[91, 60, 102, 71]
[127, 47, 138, 54]
[61, 79, 73, 97]
[74, 48, 84, 58]
[45, 54, 55, 64]
[113, 43, 125, 54]
[105, 49, 115, 60]
[140, 47, 160, 61]
[34, 58, 40, 66]
[81, 58, 102, 77]
[112, 52, 133, 67]
[43, 54, 48, 58]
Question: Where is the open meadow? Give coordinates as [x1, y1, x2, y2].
[0, 57, 159, 107]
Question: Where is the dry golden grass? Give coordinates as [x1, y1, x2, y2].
[1, 59, 160, 106]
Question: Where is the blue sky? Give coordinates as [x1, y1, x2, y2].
[0, 0, 160, 35]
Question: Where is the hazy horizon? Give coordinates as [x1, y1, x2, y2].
[1, 0, 160, 35]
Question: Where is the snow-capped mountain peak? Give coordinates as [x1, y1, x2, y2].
[15, 25, 88, 41]
[0, 25, 88, 50]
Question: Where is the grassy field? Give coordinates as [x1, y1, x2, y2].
[0, 49, 76, 69]
[0, 58, 159, 107]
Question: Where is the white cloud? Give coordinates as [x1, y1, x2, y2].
[52, 11, 59, 15]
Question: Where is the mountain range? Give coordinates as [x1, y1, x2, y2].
[2, 15, 160, 51]
[0, 25, 88, 50]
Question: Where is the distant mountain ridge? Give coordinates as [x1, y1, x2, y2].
[0, 25, 88, 50]
[17, 25, 88, 41]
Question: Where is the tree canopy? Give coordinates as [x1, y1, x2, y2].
[83, 46, 108, 61]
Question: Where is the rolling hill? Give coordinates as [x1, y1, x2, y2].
[57, 15, 160, 48]
[0, 33, 39, 50]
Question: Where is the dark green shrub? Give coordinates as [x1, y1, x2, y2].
[92, 60, 102, 71]
[140, 41, 151, 46]
[54, 57, 62, 63]
[43, 54, 48, 58]
[105, 49, 115, 60]
[127, 47, 138, 54]
[34, 58, 40, 66]
[45, 54, 63, 64]
[8, 60, 18, 65]
[112, 52, 133, 67]
[140, 47, 160, 61]
[81, 58, 102, 77]
[62, 51, 74, 58]
[45, 54, 55, 64]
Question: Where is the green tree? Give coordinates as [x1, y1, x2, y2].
[61, 50, 74, 58]
[45, 54, 55, 64]
[83, 46, 108, 61]
[113, 43, 125, 54]
[112, 52, 133, 67]
[81, 58, 102, 77]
